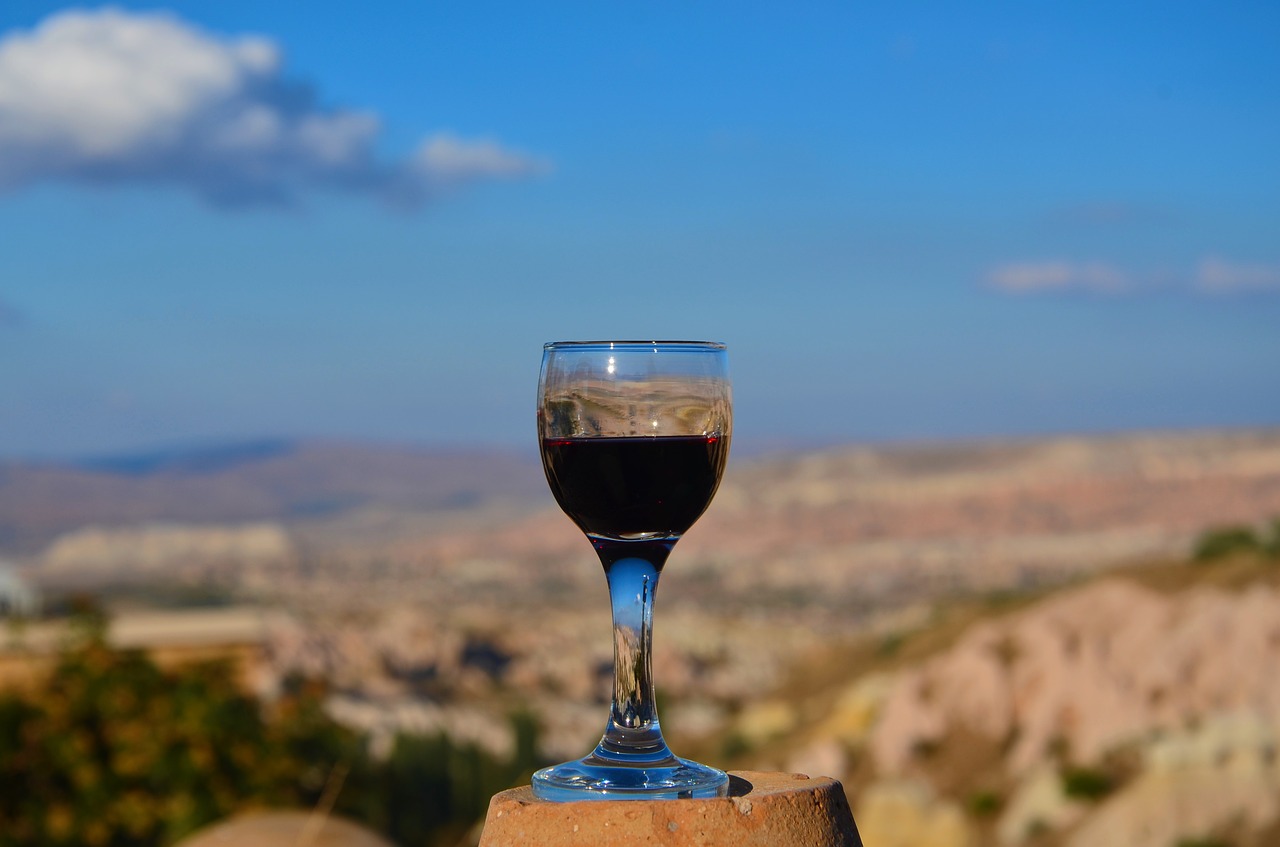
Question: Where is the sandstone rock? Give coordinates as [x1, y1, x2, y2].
[786, 738, 849, 783]
[870, 579, 1280, 777]
[736, 700, 799, 746]
[815, 672, 894, 747]
[1067, 713, 1280, 847]
[854, 778, 974, 847]
[478, 770, 861, 847]
[41, 522, 294, 575]
[996, 763, 1085, 845]
[324, 694, 514, 760]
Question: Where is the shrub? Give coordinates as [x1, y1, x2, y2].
[1060, 765, 1114, 800]
[720, 731, 752, 759]
[1263, 518, 1280, 558]
[966, 789, 1002, 816]
[0, 625, 541, 847]
[1192, 525, 1260, 562]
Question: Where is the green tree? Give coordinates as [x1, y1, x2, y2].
[0, 624, 544, 847]
[0, 631, 354, 846]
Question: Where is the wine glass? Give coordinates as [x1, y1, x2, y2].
[532, 340, 732, 801]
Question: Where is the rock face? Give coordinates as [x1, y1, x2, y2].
[854, 779, 974, 847]
[996, 763, 1087, 845]
[40, 522, 294, 578]
[870, 579, 1280, 776]
[478, 771, 861, 847]
[1066, 713, 1280, 847]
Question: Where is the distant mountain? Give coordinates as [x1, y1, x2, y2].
[0, 440, 547, 554]
[5, 427, 1280, 572]
[76, 438, 300, 476]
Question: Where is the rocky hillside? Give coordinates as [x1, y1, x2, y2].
[714, 554, 1280, 847]
[6, 430, 1280, 846]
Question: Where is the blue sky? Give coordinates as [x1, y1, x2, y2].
[0, 2, 1277, 458]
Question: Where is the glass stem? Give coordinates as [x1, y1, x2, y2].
[593, 539, 676, 761]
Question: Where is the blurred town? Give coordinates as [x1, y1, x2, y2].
[3, 427, 1280, 846]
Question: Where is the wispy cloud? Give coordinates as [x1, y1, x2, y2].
[0, 8, 548, 208]
[414, 134, 548, 184]
[987, 257, 1280, 296]
[1195, 257, 1280, 294]
[986, 261, 1131, 294]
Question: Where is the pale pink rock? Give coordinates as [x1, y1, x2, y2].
[870, 579, 1280, 776]
[786, 738, 850, 784]
[996, 763, 1086, 845]
[1067, 714, 1280, 847]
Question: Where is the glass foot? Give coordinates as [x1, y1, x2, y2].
[532, 752, 728, 801]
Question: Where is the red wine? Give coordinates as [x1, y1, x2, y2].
[541, 434, 729, 541]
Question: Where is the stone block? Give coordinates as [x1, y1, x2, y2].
[478, 770, 862, 847]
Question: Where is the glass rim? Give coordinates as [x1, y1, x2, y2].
[542, 340, 726, 351]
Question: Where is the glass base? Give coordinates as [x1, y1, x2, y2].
[532, 752, 728, 801]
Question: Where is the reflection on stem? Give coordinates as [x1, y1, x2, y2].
[595, 543, 674, 760]
[610, 563, 654, 729]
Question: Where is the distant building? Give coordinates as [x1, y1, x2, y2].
[0, 562, 40, 618]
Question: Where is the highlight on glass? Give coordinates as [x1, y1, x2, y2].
[532, 340, 732, 801]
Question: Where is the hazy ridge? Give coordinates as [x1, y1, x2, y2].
[0, 439, 546, 555]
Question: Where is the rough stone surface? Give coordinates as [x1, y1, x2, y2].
[477, 770, 862, 847]
[173, 811, 393, 847]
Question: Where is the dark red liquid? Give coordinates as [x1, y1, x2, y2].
[541, 435, 729, 541]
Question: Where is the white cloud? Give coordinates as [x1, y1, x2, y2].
[0, 8, 545, 207]
[414, 133, 549, 183]
[986, 261, 1130, 294]
[1195, 257, 1280, 294]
